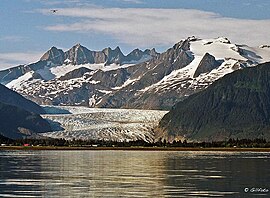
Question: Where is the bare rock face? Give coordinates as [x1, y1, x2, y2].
[103, 46, 125, 65]
[91, 51, 107, 64]
[125, 49, 145, 62]
[40, 46, 65, 65]
[193, 53, 221, 77]
[125, 48, 158, 62]
[64, 44, 95, 65]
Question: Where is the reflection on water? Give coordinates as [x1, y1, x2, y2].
[0, 151, 269, 197]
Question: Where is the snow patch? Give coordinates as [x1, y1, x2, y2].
[88, 95, 96, 107]
[6, 71, 35, 89]
[112, 78, 139, 90]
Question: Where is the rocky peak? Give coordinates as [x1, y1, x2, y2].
[129, 48, 143, 56]
[144, 48, 159, 57]
[102, 47, 111, 55]
[173, 38, 191, 51]
[126, 49, 144, 61]
[102, 46, 125, 65]
[65, 44, 94, 65]
[159, 39, 193, 66]
[115, 46, 122, 52]
[74, 43, 82, 48]
[35, 44, 158, 67]
[40, 46, 65, 65]
[102, 46, 123, 55]
[68, 43, 89, 52]
[188, 36, 200, 42]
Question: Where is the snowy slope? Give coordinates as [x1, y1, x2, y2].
[6, 63, 134, 89]
[137, 37, 270, 96]
[42, 106, 168, 142]
[49, 63, 135, 78]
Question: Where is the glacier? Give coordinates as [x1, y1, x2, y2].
[42, 106, 168, 142]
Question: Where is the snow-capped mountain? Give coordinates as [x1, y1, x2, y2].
[1, 37, 270, 110]
[0, 44, 158, 84]
[40, 44, 156, 66]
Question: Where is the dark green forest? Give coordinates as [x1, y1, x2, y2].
[159, 62, 270, 141]
[1, 135, 269, 148]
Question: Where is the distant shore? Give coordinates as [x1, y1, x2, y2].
[0, 146, 270, 152]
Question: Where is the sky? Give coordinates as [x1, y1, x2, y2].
[1, 0, 270, 69]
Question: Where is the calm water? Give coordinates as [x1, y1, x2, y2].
[0, 150, 269, 197]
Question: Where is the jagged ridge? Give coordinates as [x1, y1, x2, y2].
[2, 37, 270, 110]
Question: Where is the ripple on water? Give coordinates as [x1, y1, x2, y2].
[0, 150, 269, 197]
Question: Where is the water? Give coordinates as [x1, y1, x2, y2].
[0, 150, 269, 197]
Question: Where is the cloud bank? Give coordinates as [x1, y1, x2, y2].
[0, 52, 43, 70]
[40, 7, 270, 47]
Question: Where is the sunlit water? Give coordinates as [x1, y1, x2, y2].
[0, 150, 269, 197]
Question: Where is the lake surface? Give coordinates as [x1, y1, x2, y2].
[0, 151, 269, 197]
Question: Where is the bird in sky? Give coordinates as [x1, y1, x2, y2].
[50, 9, 58, 13]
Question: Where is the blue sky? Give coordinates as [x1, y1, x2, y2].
[1, 0, 270, 69]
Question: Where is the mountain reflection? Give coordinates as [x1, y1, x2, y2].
[39, 151, 167, 197]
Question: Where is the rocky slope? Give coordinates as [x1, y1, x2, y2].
[0, 101, 51, 139]
[0, 84, 53, 139]
[157, 62, 270, 142]
[2, 37, 270, 110]
[0, 84, 45, 114]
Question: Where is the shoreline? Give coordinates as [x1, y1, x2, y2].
[0, 146, 270, 152]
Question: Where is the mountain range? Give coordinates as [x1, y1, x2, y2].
[1, 36, 270, 141]
[2, 37, 270, 110]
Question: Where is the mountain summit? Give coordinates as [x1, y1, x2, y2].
[38, 44, 157, 66]
[1, 37, 270, 110]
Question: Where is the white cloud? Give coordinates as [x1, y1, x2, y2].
[39, 7, 270, 48]
[0, 52, 43, 70]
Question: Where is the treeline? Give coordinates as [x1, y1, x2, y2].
[0, 135, 269, 148]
